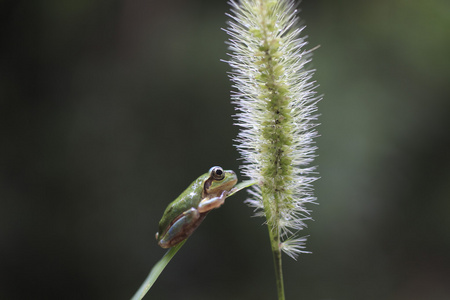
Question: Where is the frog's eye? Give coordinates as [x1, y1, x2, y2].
[211, 166, 225, 180]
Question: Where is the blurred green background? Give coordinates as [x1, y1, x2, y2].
[2, 0, 450, 299]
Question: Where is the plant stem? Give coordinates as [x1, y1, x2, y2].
[131, 240, 186, 300]
[268, 225, 285, 300]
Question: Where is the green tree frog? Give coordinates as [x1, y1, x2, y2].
[155, 166, 238, 248]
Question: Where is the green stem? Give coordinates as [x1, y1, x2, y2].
[271, 232, 285, 300]
[267, 214, 285, 300]
[131, 240, 186, 300]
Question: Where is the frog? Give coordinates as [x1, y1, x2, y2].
[155, 166, 238, 248]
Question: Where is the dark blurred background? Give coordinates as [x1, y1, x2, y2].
[1, 0, 450, 299]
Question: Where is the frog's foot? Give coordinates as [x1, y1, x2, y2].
[198, 191, 227, 213]
[158, 208, 201, 248]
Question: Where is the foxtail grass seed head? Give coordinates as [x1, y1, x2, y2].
[225, 0, 320, 259]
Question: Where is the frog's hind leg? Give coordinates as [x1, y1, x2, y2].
[158, 208, 206, 248]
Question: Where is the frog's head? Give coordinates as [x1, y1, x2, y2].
[203, 166, 237, 196]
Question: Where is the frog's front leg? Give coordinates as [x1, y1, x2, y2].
[158, 208, 200, 248]
[198, 190, 228, 213]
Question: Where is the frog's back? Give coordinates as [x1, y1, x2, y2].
[157, 174, 207, 237]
